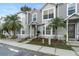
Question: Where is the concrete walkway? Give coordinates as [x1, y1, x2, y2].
[72, 47, 79, 56]
[0, 39, 77, 56]
[67, 41, 79, 46]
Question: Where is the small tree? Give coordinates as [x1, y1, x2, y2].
[2, 22, 11, 36]
[48, 17, 66, 55]
[48, 17, 66, 40]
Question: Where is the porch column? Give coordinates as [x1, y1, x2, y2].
[66, 20, 68, 41]
[45, 25, 46, 36]
[30, 26, 31, 38]
[36, 25, 37, 37]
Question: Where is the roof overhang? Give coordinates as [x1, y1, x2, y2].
[65, 13, 79, 21]
[29, 22, 45, 26]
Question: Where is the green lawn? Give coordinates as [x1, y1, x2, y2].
[28, 38, 73, 50]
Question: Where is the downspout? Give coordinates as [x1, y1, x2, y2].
[66, 19, 69, 41]
[56, 4, 58, 18]
[54, 3, 58, 55]
[55, 4, 58, 39]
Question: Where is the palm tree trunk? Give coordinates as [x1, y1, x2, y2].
[14, 30, 16, 37]
[54, 4, 58, 55]
[54, 28, 58, 55]
[12, 30, 16, 39]
[55, 28, 58, 40]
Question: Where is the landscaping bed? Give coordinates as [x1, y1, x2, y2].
[18, 37, 30, 43]
[28, 38, 73, 50]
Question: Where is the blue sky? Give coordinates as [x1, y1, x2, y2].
[0, 3, 44, 16]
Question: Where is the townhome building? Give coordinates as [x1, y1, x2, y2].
[28, 3, 79, 41]
[16, 12, 29, 38]
[0, 3, 79, 41]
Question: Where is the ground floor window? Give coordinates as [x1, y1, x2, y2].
[46, 26, 51, 35]
[52, 28, 55, 35]
[22, 30, 25, 34]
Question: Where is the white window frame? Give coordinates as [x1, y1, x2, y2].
[67, 3, 77, 16]
[42, 10, 49, 19]
[42, 7, 55, 20]
[45, 25, 52, 35]
[46, 26, 51, 35]
[32, 13, 37, 22]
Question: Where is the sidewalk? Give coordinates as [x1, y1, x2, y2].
[0, 39, 77, 56]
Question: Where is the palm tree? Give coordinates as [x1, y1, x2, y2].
[49, 3, 66, 40]
[2, 16, 11, 36]
[0, 23, 3, 34]
[2, 23, 11, 36]
[3, 14, 23, 39]
[48, 17, 66, 55]
[48, 17, 66, 40]
[20, 5, 31, 12]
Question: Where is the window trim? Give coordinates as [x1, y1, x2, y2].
[45, 26, 51, 35]
[43, 10, 49, 19]
[42, 7, 55, 20]
[67, 3, 77, 16]
[32, 13, 37, 22]
[21, 29, 25, 34]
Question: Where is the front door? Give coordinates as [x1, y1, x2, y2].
[32, 25, 37, 37]
[68, 24, 75, 38]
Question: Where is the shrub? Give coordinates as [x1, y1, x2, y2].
[11, 35, 17, 39]
[0, 33, 6, 38]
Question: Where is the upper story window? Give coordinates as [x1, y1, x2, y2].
[67, 3, 76, 15]
[43, 9, 54, 19]
[49, 9, 54, 18]
[43, 10, 48, 19]
[32, 13, 37, 22]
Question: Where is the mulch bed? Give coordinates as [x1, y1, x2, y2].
[28, 37, 73, 50]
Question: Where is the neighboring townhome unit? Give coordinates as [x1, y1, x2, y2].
[16, 11, 29, 38]
[40, 3, 79, 41]
[28, 9, 43, 38]
[41, 3, 56, 39]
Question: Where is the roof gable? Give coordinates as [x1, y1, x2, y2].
[41, 3, 56, 10]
